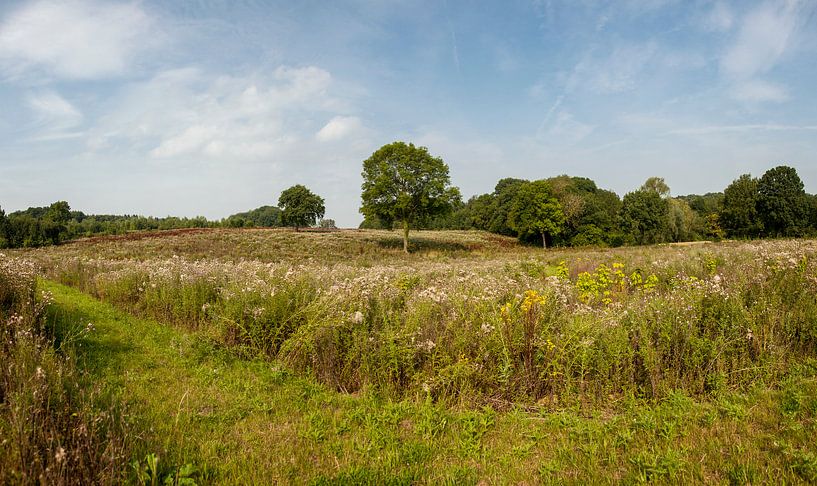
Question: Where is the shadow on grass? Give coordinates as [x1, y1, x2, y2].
[371, 235, 480, 253]
[44, 301, 137, 377]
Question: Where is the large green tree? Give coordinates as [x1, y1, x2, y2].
[621, 189, 669, 245]
[756, 165, 809, 236]
[508, 180, 565, 248]
[360, 142, 460, 252]
[720, 174, 761, 238]
[278, 185, 325, 231]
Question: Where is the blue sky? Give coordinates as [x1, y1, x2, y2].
[1, 0, 816, 227]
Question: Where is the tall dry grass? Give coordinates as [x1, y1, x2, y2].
[0, 254, 129, 485]
[28, 234, 817, 408]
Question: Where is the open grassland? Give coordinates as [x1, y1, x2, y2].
[5, 228, 817, 483]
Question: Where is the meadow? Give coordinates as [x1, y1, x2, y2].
[3, 228, 817, 484]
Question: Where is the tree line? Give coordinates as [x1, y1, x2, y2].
[358, 143, 817, 250]
[0, 189, 332, 248]
[2, 141, 815, 250]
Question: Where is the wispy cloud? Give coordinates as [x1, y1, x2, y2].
[538, 111, 595, 146]
[581, 42, 660, 94]
[667, 123, 817, 135]
[0, 0, 160, 81]
[720, 1, 802, 80]
[731, 79, 790, 103]
[714, 0, 817, 105]
[24, 90, 84, 141]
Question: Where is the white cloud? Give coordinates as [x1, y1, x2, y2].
[74, 63, 372, 227]
[731, 79, 790, 103]
[0, 0, 159, 80]
[316, 116, 363, 142]
[86, 65, 354, 162]
[720, 1, 801, 79]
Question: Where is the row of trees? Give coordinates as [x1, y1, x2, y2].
[357, 142, 817, 251]
[0, 186, 330, 248]
[2, 141, 815, 251]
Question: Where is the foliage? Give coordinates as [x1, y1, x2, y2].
[621, 188, 669, 245]
[486, 178, 528, 235]
[721, 174, 762, 238]
[319, 218, 337, 229]
[667, 198, 704, 242]
[225, 205, 282, 228]
[278, 184, 326, 230]
[640, 177, 671, 198]
[679, 192, 723, 219]
[546, 175, 622, 247]
[757, 165, 810, 237]
[360, 141, 460, 252]
[508, 180, 565, 248]
[0, 203, 219, 248]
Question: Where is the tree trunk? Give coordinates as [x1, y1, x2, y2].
[403, 221, 410, 253]
[541, 231, 547, 249]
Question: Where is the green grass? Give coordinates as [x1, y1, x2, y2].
[42, 279, 817, 484]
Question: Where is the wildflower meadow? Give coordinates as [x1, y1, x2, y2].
[4, 229, 817, 483]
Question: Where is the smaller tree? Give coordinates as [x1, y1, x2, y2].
[720, 174, 761, 238]
[508, 180, 565, 248]
[640, 177, 670, 198]
[278, 185, 325, 231]
[44, 201, 72, 244]
[47, 201, 72, 223]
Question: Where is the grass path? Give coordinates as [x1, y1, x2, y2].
[44, 280, 482, 484]
[43, 280, 817, 485]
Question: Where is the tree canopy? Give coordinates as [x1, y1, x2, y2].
[360, 141, 460, 252]
[640, 177, 670, 198]
[278, 185, 325, 231]
[508, 180, 565, 248]
[721, 174, 761, 238]
[757, 165, 809, 237]
[621, 187, 669, 245]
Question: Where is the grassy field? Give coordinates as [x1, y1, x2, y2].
[4, 228, 817, 483]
